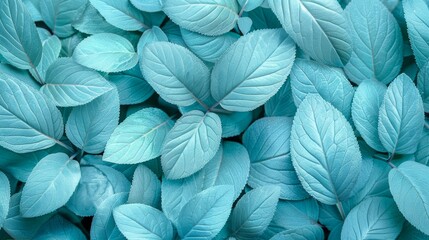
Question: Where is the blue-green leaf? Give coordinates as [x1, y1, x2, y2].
[180, 28, 239, 63]
[20, 153, 81, 217]
[177, 185, 234, 239]
[72, 4, 125, 35]
[162, 20, 187, 47]
[417, 61, 429, 112]
[161, 110, 222, 179]
[90, 0, 149, 31]
[0, 0, 42, 69]
[141, 42, 210, 107]
[415, 128, 429, 165]
[33, 215, 86, 240]
[66, 87, 119, 154]
[378, 74, 425, 154]
[109, 72, 154, 105]
[341, 197, 405, 240]
[114, 203, 174, 240]
[128, 165, 161, 208]
[344, 0, 403, 85]
[268, 0, 351, 67]
[130, 0, 162, 12]
[398, 222, 429, 240]
[211, 29, 296, 112]
[246, 7, 282, 30]
[163, 0, 239, 36]
[0, 73, 64, 153]
[91, 192, 127, 240]
[270, 225, 324, 240]
[136, 26, 168, 55]
[73, 33, 138, 73]
[243, 117, 308, 200]
[39, 0, 86, 38]
[41, 58, 114, 107]
[238, 0, 264, 11]
[0, 171, 10, 228]
[291, 94, 362, 204]
[389, 161, 429, 235]
[29, 35, 61, 83]
[230, 186, 281, 239]
[290, 59, 355, 119]
[264, 79, 296, 117]
[237, 17, 253, 35]
[103, 108, 174, 164]
[352, 80, 387, 152]
[403, 0, 429, 68]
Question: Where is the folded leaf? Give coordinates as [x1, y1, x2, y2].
[103, 108, 174, 164]
[291, 94, 362, 205]
[211, 29, 296, 112]
[378, 74, 425, 154]
[73, 33, 138, 73]
[0, 73, 64, 153]
[268, 0, 351, 67]
[141, 42, 211, 107]
[114, 203, 174, 240]
[163, 0, 239, 36]
[161, 110, 222, 179]
[389, 161, 429, 235]
[0, 0, 42, 69]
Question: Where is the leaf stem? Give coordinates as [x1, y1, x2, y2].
[69, 152, 79, 160]
[56, 140, 74, 153]
[386, 153, 397, 169]
[238, 0, 249, 17]
[424, 121, 429, 130]
[29, 63, 43, 84]
[336, 201, 346, 220]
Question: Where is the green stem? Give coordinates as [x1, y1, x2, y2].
[238, 0, 249, 17]
[56, 140, 74, 153]
[69, 152, 79, 160]
[336, 201, 346, 220]
[386, 153, 397, 169]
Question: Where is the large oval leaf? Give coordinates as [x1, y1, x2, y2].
[268, 0, 351, 67]
[243, 117, 308, 200]
[114, 203, 174, 240]
[161, 110, 222, 179]
[73, 33, 138, 73]
[291, 94, 362, 205]
[163, 0, 239, 36]
[378, 74, 425, 154]
[230, 186, 281, 239]
[66, 87, 119, 154]
[41, 58, 114, 107]
[341, 197, 404, 240]
[103, 108, 174, 164]
[0, 0, 42, 69]
[211, 29, 296, 112]
[0, 73, 64, 153]
[344, 0, 403, 85]
[20, 153, 81, 217]
[389, 161, 429, 235]
[177, 185, 234, 239]
[141, 42, 210, 107]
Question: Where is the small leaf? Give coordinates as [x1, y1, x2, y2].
[389, 161, 429, 235]
[161, 110, 222, 179]
[136, 26, 168, 56]
[378, 74, 425, 154]
[114, 203, 174, 240]
[73, 33, 138, 73]
[20, 153, 81, 217]
[103, 108, 174, 164]
[29, 35, 62, 83]
[128, 165, 161, 208]
[237, 17, 253, 35]
[291, 94, 362, 204]
[177, 185, 234, 239]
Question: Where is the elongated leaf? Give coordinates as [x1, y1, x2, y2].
[141, 42, 210, 107]
[341, 197, 404, 240]
[230, 186, 281, 239]
[0, 73, 64, 153]
[128, 165, 161, 208]
[268, 0, 351, 67]
[29, 35, 61, 83]
[378, 74, 425, 154]
[344, 0, 403, 85]
[270, 225, 324, 240]
[0, 0, 42, 69]
[104, 108, 174, 164]
[41, 58, 114, 107]
[181, 28, 239, 63]
[243, 117, 308, 200]
[161, 110, 222, 179]
[403, 0, 429, 68]
[211, 29, 296, 112]
[291, 94, 362, 204]
[33, 215, 86, 240]
[66, 87, 119, 154]
[290, 59, 355, 119]
[73, 33, 138, 73]
[352, 80, 387, 152]
[163, 0, 239, 36]
[90, 0, 148, 31]
[39, 0, 87, 38]
[0, 171, 10, 228]
[177, 185, 234, 239]
[20, 153, 81, 217]
[389, 161, 429, 235]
